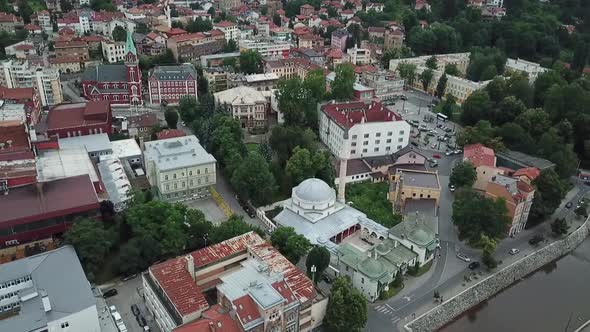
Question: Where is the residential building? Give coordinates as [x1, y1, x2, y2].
[200, 52, 241, 68]
[82, 31, 142, 106]
[0, 174, 100, 246]
[485, 174, 535, 236]
[0, 59, 63, 106]
[57, 133, 113, 160]
[387, 168, 441, 213]
[147, 64, 198, 105]
[214, 86, 268, 129]
[100, 39, 126, 63]
[331, 29, 348, 52]
[167, 30, 226, 62]
[0, 246, 101, 332]
[228, 73, 279, 91]
[49, 57, 82, 74]
[389, 53, 471, 76]
[264, 57, 321, 80]
[143, 135, 216, 201]
[388, 212, 437, 265]
[0, 86, 42, 125]
[0, 12, 21, 33]
[37, 10, 52, 32]
[319, 101, 411, 159]
[412, 65, 490, 103]
[110, 138, 143, 166]
[218, 0, 241, 11]
[384, 27, 404, 51]
[298, 34, 323, 49]
[368, 27, 385, 40]
[45, 100, 112, 139]
[143, 232, 326, 332]
[203, 67, 229, 93]
[54, 40, 90, 63]
[505, 58, 548, 83]
[463, 143, 499, 191]
[366, 2, 384, 11]
[156, 129, 186, 141]
[360, 69, 404, 101]
[291, 48, 326, 66]
[0, 121, 36, 191]
[97, 158, 132, 212]
[347, 46, 371, 65]
[126, 114, 159, 140]
[239, 38, 291, 59]
[214, 20, 239, 41]
[300, 3, 315, 15]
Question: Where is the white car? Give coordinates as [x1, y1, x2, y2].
[456, 253, 471, 262]
[509, 248, 520, 255]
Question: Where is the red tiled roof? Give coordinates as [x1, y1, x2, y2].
[127, 114, 159, 128]
[156, 129, 186, 140]
[301, 4, 314, 8]
[513, 167, 540, 181]
[0, 174, 99, 225]
[165, 28, 188, 37]
[0, 12, 17, 23]
[463, 143, 495, 168]
[322, 101, 401, 129]
[24, 24, 42, 31]
[0, 122, 29, 153]
[214, 20, 235, 28]
[47, 101, 110, 131]
[170, 30, 223, 42]
[232, 295, 261, 327]
[0, 86, 34, 101]
[81, 35, 106, 42]
[145, 32, 161, 40]
[15, 44, 33, 51]
[54, 40, 88, 48]
[49, 56, 80, 64]
[368, 26, 385, 33]
[172, 305, 240, 332]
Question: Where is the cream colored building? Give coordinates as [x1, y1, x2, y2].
[411, 65, 490, 104]
[101, 40, 126, 63]
[143, 135, 216, 201]
[389, 52, 471, 76]
[346, 46, 372, 65]
[388, 168, 441, 213]
[214, 86, 268, 130]
[264, 57, 321, 80]
[0, 59, 63, 106]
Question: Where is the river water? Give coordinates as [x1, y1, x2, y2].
[440, 240, 590, 332]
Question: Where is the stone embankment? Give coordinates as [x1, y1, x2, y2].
[405, 219, 590, 332]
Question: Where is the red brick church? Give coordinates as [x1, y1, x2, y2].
[81, 30, 143, 106]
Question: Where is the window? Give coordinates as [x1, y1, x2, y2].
[173, 174, 177, 179]
[386, 147, 391, 151]
[374, 147, 379, 152]
[376, 133, 381, 137]
[61, 322, 69, 328]
[363, 141, 368, 145]
[398, 137, 403, 142]
[351, 142, 356, 146]
[205, 168, 208, 173]
[386, 139, 392, 143]
[397, 145, 402, 150]
[351, 150, 356, 154]
[400, 131, 405, 135]
[362, 148, 367, 153]
[361, 277, 364, 284]
[189, 171, 192, 176]
[165, 185, 169, 191]
[363, 134, 369, 138]
[387, 131, 393, 136]
[174, 183, 177, 189]
[165, 175, 168, 181]
[412, 193, 416, 197]
[375, 140, 380, 144]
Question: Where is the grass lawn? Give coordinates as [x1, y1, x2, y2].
[346, 182, 401, 228]
[246, 143, 259, 154]
[408, 260, 433, 277]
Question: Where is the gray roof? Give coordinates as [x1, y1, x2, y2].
[150, 64, 197, 81]
[389, 214, 436, 247]
[396, 169, 439, 189]
[143, 135, 216, 171]
[497, 149, 555, 171]
[58, 133, 112, 153]
[110, 139, 142, 159]
[0, 246, 97, 332]
[218, 260, 284, 307]
[82, 64, 128, 82]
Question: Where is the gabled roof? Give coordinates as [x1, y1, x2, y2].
[150, 64, 197, 81]
[463, 143, 495, 168]
[321, 100, 402, 129]
[513, 167, 540, 181]
[82, 64, 128, 82]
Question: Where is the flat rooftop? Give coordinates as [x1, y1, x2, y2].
[396, 169, 440, 189]
[58, 133, 112, 153]
[143, 135, 216, 171]
[36, 146, 100, 183]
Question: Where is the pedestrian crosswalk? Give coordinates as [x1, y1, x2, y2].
[374, 305, 403, 326]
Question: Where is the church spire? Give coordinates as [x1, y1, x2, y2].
[124, 28, 137, 56]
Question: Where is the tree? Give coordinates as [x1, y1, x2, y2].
[460, 91, 493, 126]
[445, 63, 460, 76]
[186, 17, 213, 33]
[575, 202, 587, 219]
[64, 219, 115, 279]
[270, 226, 295, 252]
[269, 125, 317, 166]
[224, 39, 238, 52]
[551, 218, 569, 236]
[273, 13, 281, 26]
[325, 277, 368, 332]
[239, 50, 263, 74]
[306, 246, 331, 283]
[117, 239, 143, 276]
[178, 96, 199, 123]
[112, 26, 127, 42]
[284, 233, 311, 263]
[436, 73, 448, 98]
[441, 94, 456, 118]
[482, 250, 498, 269]
[60, 0, 73, 12]
[164, 108, 179, 129]
[398, 63, 417, 87]
[391, 271, 403, 288]
[286, 147, 334, 187]
[420, 69, 434, 91]
[425, 56, 438, 70]
[17, 0, 33, 23]
[99, 200, 116, 222]
[231, 152, 277, 206]
[209, 215, 263, 243]
[441, 0, 458, 19]
[449, 161, 477, 188]
[331, 64, 355, 101]
[572, 40, 589, 73]
[452, 188, 510, 244]
[529, 169, 567, 225]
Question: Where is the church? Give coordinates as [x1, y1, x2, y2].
[81, 31, 143, 106]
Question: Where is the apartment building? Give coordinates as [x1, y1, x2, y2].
[0, 60, 63, 106]
[389, 52, 471, 76]
[347, 46, 371, 65]
[360, 69, 405, 101]
[167, 30, 226, 62]
[505, 58, 548, 82]
[143, 135, 216, 201]
[54, 41, 90, 63]
[485, 174, 535, 236]
[142, 232, 326, 332]
[239, 38, 291, 59]
[214, 86, 268, 129]
[214, 20, 239, 41]
[203, 67, 229, 93]
[264, 57, 321, 80]
[0, 12, 21, 33]
[319, 101, 411, 159]
[147, 64, 198, 105]
[412, 65, 489, 103]
[384, 27, 404, 50]
[331, 29, 348, 52]
[101, 39, 126, 63]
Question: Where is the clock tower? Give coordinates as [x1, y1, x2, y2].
[124, 30, 142, 106]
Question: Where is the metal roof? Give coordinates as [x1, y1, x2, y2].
[58, 133, 112, 153]
[150, 64, 197, 81]
[36, 146, 99, 183]
[143, 135, 216, 171]
[110, 139, 142, 159]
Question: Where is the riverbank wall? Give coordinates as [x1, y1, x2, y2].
[405, 219, 590, 332]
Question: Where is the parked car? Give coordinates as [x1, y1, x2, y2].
[509, 248, 520, 255]
[566, 202, 573, 209]
[445, 151, 453, 156]
[122, 274, 137, 282]
[456, 253, 471, 262]
[109, 305, 117, 314]
[103, 289, 118, 298]
[429, 162, 438, 168]
[529, 234, 544, 246]
[585, 181, 590, 186]
[137, 314, 147, 327]
[453, 149, 463, 155]
[131, 304, 140, 317]
[433, 154, 441, 159]
[323, 274, 333, 284]
[431, 143, 437, 148]
[449, 184, 456, 192]
[468, 261, 480, 270]
[411, 141, 419, 147]
[243, 206, 256, 218]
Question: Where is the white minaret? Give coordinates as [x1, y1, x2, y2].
[337, 158, 347, 202]
[164, 0, 172, 28]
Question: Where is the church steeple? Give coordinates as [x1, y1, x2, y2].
[124, 28, 137, 56]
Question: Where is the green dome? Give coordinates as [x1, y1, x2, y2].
[409, 228, 434, 246]
[359, 258, 385, 279]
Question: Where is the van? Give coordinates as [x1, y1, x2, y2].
[112, 312, 123, 325]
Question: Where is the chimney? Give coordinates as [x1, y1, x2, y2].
[185, 255, 195, 280]
[6, 139, 12, 148]
[40, 290, 51, 312]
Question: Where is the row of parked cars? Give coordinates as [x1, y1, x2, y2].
[109, 304, 150, 332]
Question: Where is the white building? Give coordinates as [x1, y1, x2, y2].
[319, 100, 411, 159]
[58, 133, 113, 159]
[214, 20, 239, 41]
[486, 0, 503, 7]
[0, 246, 101, 332]
[239, 38, 291, 59]
[101, 40, 126, 63]
[97, 158, 132, 212]
[413, 65, 490, 103]
[214, 86, 268, 129]
[346, 46, 371, 65]
[143, 135, 216, 201]
[389, 52, 471, 76]
[505, 58, 548, 83]
[0, 59, 63, 106]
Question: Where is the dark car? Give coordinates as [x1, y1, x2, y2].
[566, 202, 573, 209]
[429, 162, 438, 168]
[468, 262, 480, 270]
[529, 234, 544, 246]
[103, 289, 118, 298]
[136, 314, 147, 327]
[323, 274, 333, 284]
[243, 206, 256, 218]
[131, 304, 140, 317]
[433, 154, 441, 159]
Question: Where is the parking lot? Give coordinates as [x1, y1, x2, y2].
[184, 197, 227, 225]
[101, 276, 160, 332]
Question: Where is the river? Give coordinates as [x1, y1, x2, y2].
[440, 239, 590, 332]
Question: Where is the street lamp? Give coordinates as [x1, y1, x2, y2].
[311, 265, 317, 284]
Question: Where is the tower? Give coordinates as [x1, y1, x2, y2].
[124, 29, 142, 106]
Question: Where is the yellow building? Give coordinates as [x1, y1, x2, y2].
[387, 168, 441, 213]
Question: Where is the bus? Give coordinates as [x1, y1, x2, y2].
[436, 113, 448, 122]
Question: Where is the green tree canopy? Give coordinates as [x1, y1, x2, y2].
[164, 108, 179, 129]
[325, 277, 368, 332]
[64, 219, 116, 279]
[231, 151, 277, 206]
[112, 26, 126, 42]
[420, 69, 434, 91]
[306, 246, 331, 283]
[331, 64, 355, 101]
[436, 73, 448, 98]
[397, 63, 417, 87]
[449, 161, 477, 188]
[209, 215, 263, 243]
[270, 226, 311, 263]
[239, 50, 263, 74]
[269, 125, 317, 166]
[285, 147, 335, 187]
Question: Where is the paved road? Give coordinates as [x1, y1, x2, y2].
[61, 80, 85, 103]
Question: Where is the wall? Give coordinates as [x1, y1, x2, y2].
[405, 219, 589, 332]
[47, 304, 101, 332]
